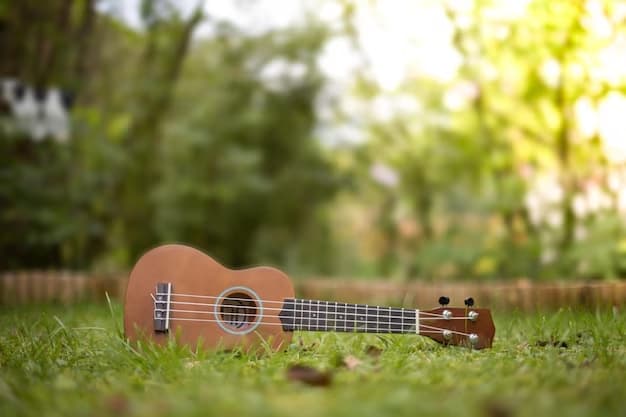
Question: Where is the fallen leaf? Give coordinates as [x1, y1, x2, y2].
[484, 401, 512, 417]
[342, 355, 362, 370]
[365, 345, 382, 358]
[286, 364, 332, 387]
[105, 393, 129, 415]
[535, 340, 568, 348]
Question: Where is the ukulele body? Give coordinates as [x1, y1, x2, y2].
[124, 244, 294, 351]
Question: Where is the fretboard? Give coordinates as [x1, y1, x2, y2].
[278, 299, 417, 334]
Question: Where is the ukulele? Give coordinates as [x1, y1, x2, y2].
[124, 244, 495, 351]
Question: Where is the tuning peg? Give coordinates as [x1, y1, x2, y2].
[464, 297, 474, 307]
[438, 296, 450, 307]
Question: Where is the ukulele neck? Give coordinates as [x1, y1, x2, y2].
[278, 298, 419, 334]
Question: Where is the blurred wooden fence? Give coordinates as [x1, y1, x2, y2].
[0, 271, 625, 310]
[299, 279, 626, 311]
[0, 271, 127, 305]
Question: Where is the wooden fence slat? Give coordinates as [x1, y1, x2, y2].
[1, 271, 625, 310]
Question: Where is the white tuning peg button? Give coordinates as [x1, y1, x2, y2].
[468, 311, 479, 322]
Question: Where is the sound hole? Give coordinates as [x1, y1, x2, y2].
[219, 292, 258, 330]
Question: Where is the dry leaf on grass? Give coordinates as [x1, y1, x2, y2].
[484, 401, 513, 417]
[365, 345, 382, 358]
[535, 340, 568, 348]
[286, 364, 332, 387]
[342, 355, 363, 370]
[105, 393, 129, 414]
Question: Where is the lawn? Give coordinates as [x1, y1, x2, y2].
[0, 302, 625, 417]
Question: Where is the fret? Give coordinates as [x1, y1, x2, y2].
[337, 303, 347, 332]
[309, 300, 320, 331]
[300, 299, 306, 330]
[329, 302, 337, 330]
[365, 305, 370, 332]
[303, 299, 308, 330]
[387, 306, 392, 333]
[292, 299, 299, 330]
[401, 307, 405, 333]
[294, 299, 302, 330]
[302, 300, 311, 330]
[376, 305, 380, 333]
[389, 307, 403, 333]
[336, 302, 344, 332]
[320, 301, 328, 331]
[327, 301, 332, 331]
[340, 302, 345, 331]
[339, 303, 345, 332]
[316, 301, 321, 331]
[346, 303, 356, 332]
[343, 303, 348, 332]
[402, 308, 415, 333]
[336, 301, 342, 331]
[415, 309, 420, 335]
[356, 304, 367, 331]
[405, 308, 412, 333]
[365, 305, 378, 333]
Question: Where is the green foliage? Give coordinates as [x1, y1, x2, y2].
[1, 303, 625, 417]
[2, 0, 626, 279]
[153, 25, 340, 268]
[0, 137, 73, 268]
[349, 0, 626, 280]
[0, 1, 340, 271]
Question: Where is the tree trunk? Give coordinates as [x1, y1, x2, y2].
[118, 6, 204, 261]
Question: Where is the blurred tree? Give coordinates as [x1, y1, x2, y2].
[0, 0, 95, 90]
[154, 22, 340, 268]
[340, 0, 626, 280]
[0, 0, 340, 271]
[0, 0, 97, 269]
[114, 0, 204, 264]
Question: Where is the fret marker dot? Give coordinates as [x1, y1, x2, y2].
[339, 316, 343, 319]
[312, 313, 317, 317]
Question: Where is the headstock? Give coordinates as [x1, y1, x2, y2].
[418, 297, 495, 349]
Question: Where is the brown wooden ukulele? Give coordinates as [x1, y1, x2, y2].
[125, 244, 495, 351]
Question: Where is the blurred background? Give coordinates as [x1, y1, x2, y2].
[2, 0, 626, 284]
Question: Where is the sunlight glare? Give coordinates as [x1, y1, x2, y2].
[598, 92, 626, 163]
[354, 0, 461, 89]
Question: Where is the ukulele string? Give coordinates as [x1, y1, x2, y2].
[155, 293, 453, 319]
[160, 315, 474, 337]
[154, 301, 475, 336]
[158, 292, 446, 315]
[158, 309, 474, 333]
[155, 303, 474, 321]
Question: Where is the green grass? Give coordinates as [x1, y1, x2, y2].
[0, 302, 625, 417]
